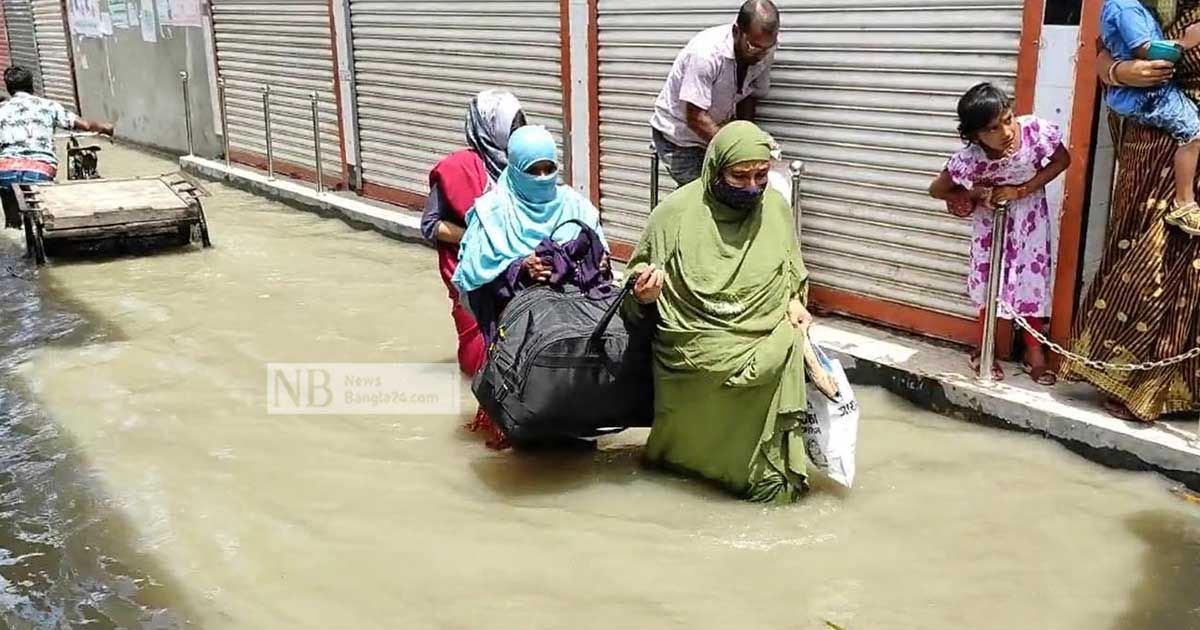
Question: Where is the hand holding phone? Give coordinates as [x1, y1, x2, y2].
[1147, 40, 1184, 63]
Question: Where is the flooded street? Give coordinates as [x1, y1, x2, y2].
[0, 144, 1198, 629]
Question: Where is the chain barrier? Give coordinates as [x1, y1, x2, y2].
[998, 301, 1200, 372]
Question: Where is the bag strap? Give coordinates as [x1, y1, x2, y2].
[547, 218, 599, 250]
[588, 275, 637, 349]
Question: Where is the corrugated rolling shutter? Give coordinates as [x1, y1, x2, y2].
[4, 0, 42, 95]
[348, 0, 566, 199]
[30, 0, 75, 110]
[210, 0, 343, 181]
[0, 3, 13, 69]
[596, 0, 1023, 320]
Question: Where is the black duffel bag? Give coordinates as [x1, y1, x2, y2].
[472, 276, 655, 446]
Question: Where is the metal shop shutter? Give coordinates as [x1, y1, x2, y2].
[30, 0, 73, 108]
[0, 3, 13, 70]
[595, 0, 1024, 320]
[210, 0, 343, 181]
[2, 0, 40, 94]
[348, 0, 566, 201]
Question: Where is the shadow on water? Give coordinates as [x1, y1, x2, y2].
[1112, 509, 1200, 630]
[468, 442, 647, 498]
[463, 426, 739, 503]
[0, 238, 199, 628]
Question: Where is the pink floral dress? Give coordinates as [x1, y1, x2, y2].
[945, 116, 1063, 319]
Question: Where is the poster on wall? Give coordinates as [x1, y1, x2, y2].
[68, 0, 104, 38]
[157, 0, 201, 27]
[140, 0, 157, 42]
[108, 0, 129, 28]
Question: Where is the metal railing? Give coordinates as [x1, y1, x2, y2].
[978, 202, 1009, 382]
[649, 142, 660, 209]
[218, 78, 230, 170]
[790, 160, 804, 245]
[197, 78, 327, 194]
[310, 91, 325, 195]
[261, 85, 275, 181]
[179, 71, 194, 157]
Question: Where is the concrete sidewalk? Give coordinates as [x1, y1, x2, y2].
[181, 155, 1200, 490]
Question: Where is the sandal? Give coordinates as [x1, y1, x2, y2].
[1022, 362, 1058, 386]
[968, 352, 1004, 381]
[1165, 201, 1200, 236]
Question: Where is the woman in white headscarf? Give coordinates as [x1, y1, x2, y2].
[421, 89, 526, 378]
[419, 89, 525, 447]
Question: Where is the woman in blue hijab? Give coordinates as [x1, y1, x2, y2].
[452, 125, 609, 450]
[453, 125, 608, 299]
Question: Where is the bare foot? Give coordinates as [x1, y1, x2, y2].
[1102, 397, 1146, 423]
[1022, 345, 1057, 386]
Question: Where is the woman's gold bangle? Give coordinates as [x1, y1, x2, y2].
[1108, 60, 1124, 87]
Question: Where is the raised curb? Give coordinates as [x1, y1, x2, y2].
[180, 156, 424, 242]
[811, 320, 1200, 489]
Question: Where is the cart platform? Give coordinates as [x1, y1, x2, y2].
[17, 174, 212, 265]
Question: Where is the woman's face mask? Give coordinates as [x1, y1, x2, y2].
[712, 160, 770, 211]
[517, 159, 559, 203]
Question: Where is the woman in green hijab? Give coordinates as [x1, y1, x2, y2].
[624, 121, 812, 504]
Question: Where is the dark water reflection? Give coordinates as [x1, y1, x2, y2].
[1114, 510, 1200, 629]
[0, 238, 191, 628]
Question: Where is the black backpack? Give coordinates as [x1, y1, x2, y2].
[472, 277, 655, 446]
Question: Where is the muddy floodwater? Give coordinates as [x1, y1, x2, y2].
[0, 143, 1197, 629]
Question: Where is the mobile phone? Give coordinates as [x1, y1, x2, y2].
[1147, 40, 1184, 63]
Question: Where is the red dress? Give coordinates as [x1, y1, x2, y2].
[429, 150, 489, 376]
[428, 150, 507, 448]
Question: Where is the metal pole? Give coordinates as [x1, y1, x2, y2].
[790, 160, 805, 245]
[562, 126, 573, 186]
[262, 85, 275, 181]
[310, 91, 325, 194]
[649, 142, 660, 209]
[179, 71, 194, 156]
[979, 201, 1010, 382]
[218, 78, 230, 170]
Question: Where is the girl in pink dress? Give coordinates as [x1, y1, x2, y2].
[929, 83, 1072, 384]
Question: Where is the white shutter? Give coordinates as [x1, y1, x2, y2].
[347, 0, 566, 198]
[2, 0, 40, 94]
[596, 0, 1024, 319]
[0, 3, 13, 69]
[29, 0, 73, 109]
[210, 0, 343, 180]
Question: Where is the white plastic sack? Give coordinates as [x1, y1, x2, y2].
[768, 168, 791, 202]
[765, 133, 792, 201]
[801, 341, 859, 488]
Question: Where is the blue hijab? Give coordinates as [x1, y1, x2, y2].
[452, 126, 606, 293]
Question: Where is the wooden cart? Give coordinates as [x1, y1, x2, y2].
[16, 174, 212, 265]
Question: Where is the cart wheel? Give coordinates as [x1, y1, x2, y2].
[31, 222, 46, 266]
[197, 202, 212, 248]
